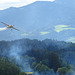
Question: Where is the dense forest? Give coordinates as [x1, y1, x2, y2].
[0, 39, 75, 75]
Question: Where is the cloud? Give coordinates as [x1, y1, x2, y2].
[0, 0, 55, 10]
[0, 0, 20, 3]
[38, 0, 55, 2]
[54, 25, 75, 32]
[40, 31, 50, 35]
[66, 37, 75, 43]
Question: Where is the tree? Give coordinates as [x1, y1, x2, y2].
[0, 57, 20, 75]
[34, 61, 50, 73]
[57, 67, 69, 75]
[49, 52, 64, 71]
[19, 72, 27, 75]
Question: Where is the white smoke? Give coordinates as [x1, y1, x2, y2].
[0, 27, 8, 31]
[9, 45, 33, 72]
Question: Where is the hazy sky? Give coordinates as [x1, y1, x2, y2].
[0, 0, 55, 10]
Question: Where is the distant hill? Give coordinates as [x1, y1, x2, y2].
[0, 0, 75, 42]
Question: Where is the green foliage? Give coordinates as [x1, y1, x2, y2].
[34, 61, 50, 73]
[32, 62, 37, 69]
[66, 64, 75, 70]
[0, 57, 20, 75]
[49, 52, 64, 71]
[19, 72, 27, 75]
[29, 49, 68, 72]
[57, 67, 69, 75]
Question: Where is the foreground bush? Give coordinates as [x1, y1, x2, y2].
[0, 57, 20, 75]
[57, 67, 69, 75]
[19, 72, 27, 75]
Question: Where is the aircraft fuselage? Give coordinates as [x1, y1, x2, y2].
[7, 25, 13, 28]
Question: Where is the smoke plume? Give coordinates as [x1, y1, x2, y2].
[0, 27, 8, 31]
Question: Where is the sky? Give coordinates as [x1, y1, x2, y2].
[0, 0, 55, 10]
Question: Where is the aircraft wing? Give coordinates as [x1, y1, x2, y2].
[0, 21, 9, 26]
[12, 27, 19, 31]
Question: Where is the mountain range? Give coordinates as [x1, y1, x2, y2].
[0, 0, 75, 42]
